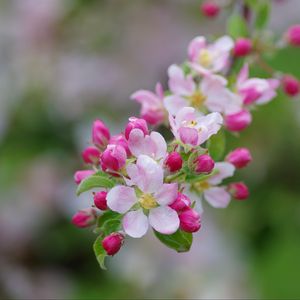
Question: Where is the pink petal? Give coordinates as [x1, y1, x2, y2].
[131, 90, 160, 107]
[149, 131, 167, 160]
[208, 162, 235, 185]
[179, 127, 199, 146]
[214, 35, 234, 52]
[188, 36, 206, 61]
[149, 206, 180, 234]
[164, 95, 187, 116]
[107, 186, 137, 213]
[237, 64, 249, 86]
[123, 209, 149, 238]
[155, 183, 178, 206]
[204, 187, 231, 208]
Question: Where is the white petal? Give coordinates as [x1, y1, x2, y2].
[164, 95, 187, 116]
[208, 162, 235, 185]
[214, 35, 234, 52]
[155, 183, 178, 206]
[149, 131, 167, 160]
[204, 187, 231, 208]
[123, 209, 149, 238]
[107, 186, 137, 213]
[149, 206, 180, 234]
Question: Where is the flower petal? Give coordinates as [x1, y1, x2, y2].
[208, 162, 235, 185]
[149, 131, 167, 160]
[164, 95, 187, 116]
[149, 206, 180, 234]
[155, 183, 178, 206]
[178, 127, 199, 146]
[204, 187, 231, 208]
[107, 186, 137, 213]
[123, 209, 149, 238]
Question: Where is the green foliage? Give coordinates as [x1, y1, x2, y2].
[93, 235, 107, 270]
[227, 14, 248, 38]
[97, 210, 122, 236]
[154, 229, 193, 252]
[207, 129, 226, 161]
[254, 1, 270, 31]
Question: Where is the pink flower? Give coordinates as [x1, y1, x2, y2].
[188, 35, 234, 74]
[224, 109, 252, 132]
[282, 75, 300, 97]
[286, 24, 300, 47]
[109, 134, 131, 156]
[165, 152, 183, 172]
[233, 38, 252, 57]
[102, 233, 124, 256]
[131, 83, 166, 126]
[101, 144, 127, 172]
[228, 182, 249, 200]
[194, 154, 215, 174]
[106, 155, 179, 238]
[226, 147, 252, 169]
[201, 1, 220, 18]
[124, 117, 149, 140]
[94, 191, 108, 210]
[164, 65, 242, 116]
[179, 208, 201, 233]
[92, 119, 110, 149]
[72, 208, 97, 228]
[74, 170, 95, 184]
[128, 129, 167, 161]
[169, 107, 223, 146]
[237, 64, 279, 105]
[81, 146, 101, 165]
[169, 193, 191, 212]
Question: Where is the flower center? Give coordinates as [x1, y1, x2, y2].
[193, 180, 211, 192]
[139, 193, 158, 209]
[187, 90, 206, 109]
[198, 49, 213, 68]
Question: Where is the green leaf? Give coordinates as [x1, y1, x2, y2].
[154, 229, 193, 253]
[97, 210, 122, 236]
[207, 129, 226, 161]
[93, 235, 107, 270]
[227, 14, 248, 38]
[76, 174, 115, 196]
[254, 1, 270, 31]
[185, 169, 218, 184]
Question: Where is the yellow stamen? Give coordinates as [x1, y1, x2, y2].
[193, 180, 211, 192]
[139, 194, 158, 209]
[187, 90, 206, 109]
[198, 49, 213, 68]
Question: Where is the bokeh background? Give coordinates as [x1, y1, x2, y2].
[0, 0, 300, 298]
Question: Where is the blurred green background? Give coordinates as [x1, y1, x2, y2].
[0, 0, 299, 299]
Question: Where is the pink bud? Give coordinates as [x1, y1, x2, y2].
[141, 110, 165, 126]
[102, 233, 124, 256]
[226, 148, 252, 169]
[286, 24, 300, 47]
[282, 75, 300, 97]
[228, 182, 249, 200]
[179, 208, 201, 233]
[194, 154, 215, 174]
[165, 152, 183, 172]
[201, 1, 220, 18]
[109, 134, 131, 156]
[233, 38, 252, 57]
[74, 170, 95, 184]
[94, 191, 108, 210]
[225, 109, 252, 132]
[81, 146, 101, 165]
[101, 144, 127, 172]
[92, 119, 110, 149]
[72, 208, 97, 228]
[124, 117, 149, 140]
[169, 193, 191, 212]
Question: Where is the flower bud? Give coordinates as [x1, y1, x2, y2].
[194, 154, 215, 174]
[165, 152, 183, 172]
[228, 182, 249, 200]
[201, 1, 220, 18]
[169, 193, 191, 212]
[81, 146, 101, 165]
[179, 208, 201, 233]
[109, 134, 131, 156]
[125, 117, 149, 140]
[226, 148, 252, 169]
[286, 24, 300, 47]
[72, 208, 97, 228]
[282, 75, 300, 97]
[102, 233, 124, 256]
[225, 109, 252, 132]
[74, 170, 95, 184]
[101, 144, 127, 172]
[94, 191, 108, 210]
[233, 38, 252, 57]
[92, 119, 110, 149]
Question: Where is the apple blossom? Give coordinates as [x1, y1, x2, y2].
[194, 154, 215, 174]
[165, 152, 183, 172]
[201, 1, 220, 18]
[82, 146, 101, 165]
[282, 75, 300, 97]
[169, 193, 192, 212]
[74, 170, 95, 184]
[102, 233, 124, 256]
[233, 38, 252, 57]
[92, 119, 110, 149]
[179, 208, 201, 233]
[286, 24, 300, 47]
[226, 148, 252, 169]
[72, 208, 97, 228]
[94, 191, 108, 211]
[124, 117, 149, 140]
[224, 109, 252, 132]
[101, 144, 127, 172]
[228, 182, 249, 200]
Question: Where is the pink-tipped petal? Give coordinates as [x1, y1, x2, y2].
[123, 209, 149, 238]
[155, 183, 178, 206]
[179, 127, 199, 146]
[204, 187, 231, 208]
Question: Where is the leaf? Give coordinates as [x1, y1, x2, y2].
[207, 129, 226, 161]
[154, 229, 193, 253]
[76, 174, 115, 196]
[254, 1, 270, 31]
[93, 235, 107, 270]
[97, 210, 122, 236]
[185, 169, 218, 184]
[227, 14, 248, 38]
